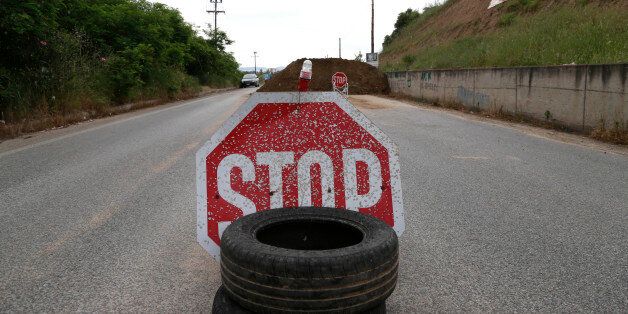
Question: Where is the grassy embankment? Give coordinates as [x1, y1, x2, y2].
[382, 2, 627, 70]
[380, 0, 628, 144]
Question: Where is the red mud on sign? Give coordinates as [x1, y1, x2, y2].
[204, 102, 394, 245]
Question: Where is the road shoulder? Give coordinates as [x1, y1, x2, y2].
[0, 89, 250, 157]
[349, 95, 628, 157]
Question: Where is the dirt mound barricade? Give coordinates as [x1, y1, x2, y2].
[259, 58, 390, 95]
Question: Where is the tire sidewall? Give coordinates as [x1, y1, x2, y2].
[221, 207, 397, 275]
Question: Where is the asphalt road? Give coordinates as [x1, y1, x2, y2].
[1, 89, 626, 312]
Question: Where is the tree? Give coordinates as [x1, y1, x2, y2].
[204, 26, 233, 52]
[395, 9, 421, 31]
[0, 0, 243, 119]
[354, 51, 364, 62]
[0, 0, 62, 70]
[383, 8, 420, 48]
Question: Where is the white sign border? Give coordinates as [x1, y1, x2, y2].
[196, 92, 405, 260]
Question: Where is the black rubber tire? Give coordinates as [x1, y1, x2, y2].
[220, 207, 398, 314]
[212, 286, 254, 314]
[365, 302, 387, 314]
[212, 286, 386, 314]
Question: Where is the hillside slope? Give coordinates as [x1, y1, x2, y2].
[380, 0, 628, 70]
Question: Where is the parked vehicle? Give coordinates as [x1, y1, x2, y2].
[240, 74, 259, 88]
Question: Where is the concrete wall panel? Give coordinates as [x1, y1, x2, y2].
[388, 64, 627, 131]
[518, 87, 585, 129]
[584, 91, 626, 130]
[587, 64, 627, 93]
[475, 68, 517, 112]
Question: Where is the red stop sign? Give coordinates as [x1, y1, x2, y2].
[332, 72, 348, 89]
[196, 92, 404, 259]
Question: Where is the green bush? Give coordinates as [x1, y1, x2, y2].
[384, 1, 457, 48]
[384, 9, 422, 48]
[506, 0, 540, 13]
[402, 55, 417, 69]
[498, 13, 517, 27]
[0, 0, 241, 122]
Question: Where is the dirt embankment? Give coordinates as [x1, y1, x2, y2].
[381, 0, 628, 68]
[259, 58, 390, 95]
[413, 0, 627, 44]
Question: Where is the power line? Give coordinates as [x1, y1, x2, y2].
[207, 0, 225, 36]
[339, 38, 342, 59]
[371, 0, 375, 54]
[253, 52, 258, 73]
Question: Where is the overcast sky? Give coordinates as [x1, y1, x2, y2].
[147, 0, 436, 68]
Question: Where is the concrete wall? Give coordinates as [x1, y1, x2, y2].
[388, 64, 628, 131]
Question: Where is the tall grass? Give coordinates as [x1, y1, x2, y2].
[383, 6, 628, 71]
[0, 31, 109, 122]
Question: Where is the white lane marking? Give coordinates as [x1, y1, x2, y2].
[0, 92, 240, 159]
[452, 156, 490, 160]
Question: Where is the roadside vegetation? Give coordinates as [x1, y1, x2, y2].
[0, 0, 241, 137]
[380, 0, 627, 145]
[383, 1, 455, 49]
[381, 0, 628, 71]
[390, 94, 628, 146]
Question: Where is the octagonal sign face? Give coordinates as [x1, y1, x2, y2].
[332, 72, 348, 89]
[196, 92, 404, 259]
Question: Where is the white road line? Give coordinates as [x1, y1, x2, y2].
[0, 93, 237, 159]
[451, 156, 490, 160]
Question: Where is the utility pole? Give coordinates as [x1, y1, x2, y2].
[207, 0, 225, 36]
[339, 38, 342, 59]
[371, 0, 375, 54]
[253, 52, 258, 73]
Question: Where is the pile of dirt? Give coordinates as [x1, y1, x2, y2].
[259, 58, 390, 95]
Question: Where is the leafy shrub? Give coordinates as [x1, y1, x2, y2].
[0, 0, 241, 122]
[384, 0, 457, 48]
[384, 9, 421, 48]
[402, 55, 417, 69]
[499, 13, 517, 27]
[505, 0, 540, 13]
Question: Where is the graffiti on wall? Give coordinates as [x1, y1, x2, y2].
[457, 86, 489, 107]
[420, 72, 438, 91]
